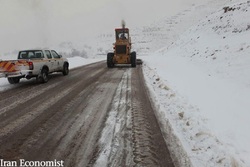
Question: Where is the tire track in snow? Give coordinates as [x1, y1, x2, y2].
[92, 69, 133, 167]
[93, 66, 175, 167]
[131, 66, 174, 167]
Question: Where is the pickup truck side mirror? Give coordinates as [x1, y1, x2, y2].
[59, 55, 62, 58]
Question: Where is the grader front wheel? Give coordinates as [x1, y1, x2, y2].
[131, 51, 136, 68]
[107, 52, 114, 68]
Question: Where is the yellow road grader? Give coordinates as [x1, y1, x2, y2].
[107, 22, 136, 68]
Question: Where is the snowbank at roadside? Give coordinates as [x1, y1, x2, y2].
[142, 0, 250, 166]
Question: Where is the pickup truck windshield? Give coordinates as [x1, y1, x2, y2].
[18, 50, 44, 59]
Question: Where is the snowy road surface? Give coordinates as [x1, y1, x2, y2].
[0, 62, 174, 167]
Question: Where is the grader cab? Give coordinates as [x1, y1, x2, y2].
[107, 24, 136, 68]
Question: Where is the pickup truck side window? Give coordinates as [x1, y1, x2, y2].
[45, 50, 52, 59]
[19, 52, 28, 59]
[51, 50, 60, 59]
[34, 51, 44, 58]
[18, 50, 44, 59]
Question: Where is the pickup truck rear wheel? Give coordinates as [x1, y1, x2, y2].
[62, 63, 69, 76]
[40, 68, 49, 83]
[7, 77, 20, 84]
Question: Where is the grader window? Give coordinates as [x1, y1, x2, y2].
[118, 32, 128, 39]
[116, 45, 127, 54]
[115, 28, 129, 40]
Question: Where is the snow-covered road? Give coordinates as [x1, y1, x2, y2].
[0, 62, 174, 167]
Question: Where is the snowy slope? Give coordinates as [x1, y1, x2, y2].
[143, 0, 250, 166]
[93, 0, 231, 56]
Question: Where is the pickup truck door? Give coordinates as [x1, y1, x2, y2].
[51, 50, 64, 71]
[44, 50, 55, 71]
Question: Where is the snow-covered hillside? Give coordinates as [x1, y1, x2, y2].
[142, 0, 250, 166]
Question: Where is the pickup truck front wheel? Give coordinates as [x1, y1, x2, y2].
[39, 68, 49, 83]
[8, 77, 20, 84]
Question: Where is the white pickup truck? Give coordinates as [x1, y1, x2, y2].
[0, 49, 69, 84]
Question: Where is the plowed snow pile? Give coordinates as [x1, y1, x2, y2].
[143, 0, 250, 166]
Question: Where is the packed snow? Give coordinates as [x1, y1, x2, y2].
[1, 0, 250, 166]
